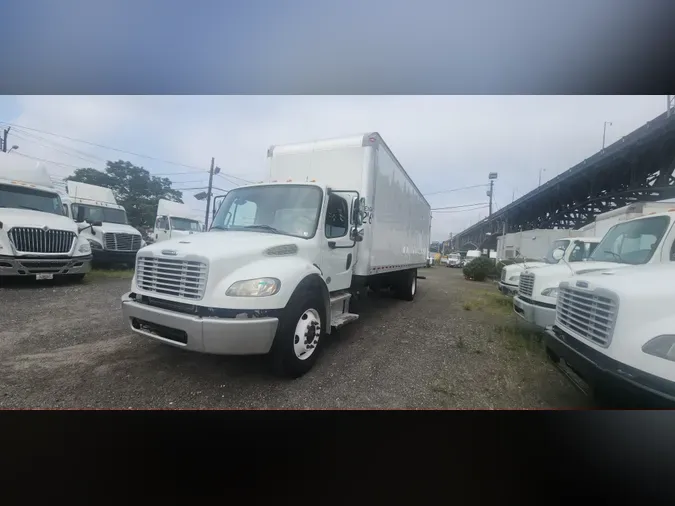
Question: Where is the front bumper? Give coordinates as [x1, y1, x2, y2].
[92, 249, 139, 264]
[120, 292, 280, 355]
[498, 281, 518, 295]
[513, 295, 556, 329]
[544, 326, 675, 408]
[0, 254, 92, 276]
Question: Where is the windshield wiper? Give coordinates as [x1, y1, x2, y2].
[242, 224, 280, 234]
[603, 250, 623, 262]
[210, 225, 229, 231]
[18, 205, 44, 212]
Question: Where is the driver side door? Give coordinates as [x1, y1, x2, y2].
[155, 216, 171, 242]
[320, 192, 358, 292]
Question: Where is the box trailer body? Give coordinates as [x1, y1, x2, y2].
[121, 133, 430, 377]
[153, 198, 204, 243]
[496, 229, 577, 262]
[65, 180, 144, 265]
[0, 155, 92, 279]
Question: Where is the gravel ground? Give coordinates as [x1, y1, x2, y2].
[0, 267, 589, 408]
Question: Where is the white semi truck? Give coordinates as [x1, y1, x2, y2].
[544, 263, 675, 407]
[496, 228, 578, 262]
[65, 181, 144, 266]
[121, 133, 431, 377]
[498, 236, 601, 295]
[0, 156, 92, 280]
[514, 204, 675, 329]
[153, 198, 203, 243]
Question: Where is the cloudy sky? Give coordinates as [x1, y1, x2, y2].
[0, 95, 668, 241]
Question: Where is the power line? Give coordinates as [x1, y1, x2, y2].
[431, 202, 488, 211]
[0, 120, 255, 184]
[433, 206, 489, 214]
[423, 183, 489, 196]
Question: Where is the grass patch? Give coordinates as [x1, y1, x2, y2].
[461, 289, 513, 316]
[495, 323, 544, 354]
[85, 268, 134, 281]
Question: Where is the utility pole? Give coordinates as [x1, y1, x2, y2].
[602, 121, 612, 149]
[487, 172, 498, 217]
[538, 168, 546, 187]
[668, 96, 674, 118]
[2, 127, 10, 152]
[204, 157, 220, 230]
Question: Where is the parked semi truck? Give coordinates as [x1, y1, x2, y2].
[544, 263, 675, 407]
[498, 236, 601, 295]
[65, 181, 144, 266]
[514, 204, 675, 329]
[496, 229, 578, 262]
[0, 156, 92, 280]
[121, 133, 431, 377]
[153, 199, 203, 243]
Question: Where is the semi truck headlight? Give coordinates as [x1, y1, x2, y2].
[509, 275, 520, 282]
[541, 287, 558, 298]
[78, 241, 91, 254]
[642, 335, 675, 362]
[87, 239, 102, 250]
[226, 278, 281, 297]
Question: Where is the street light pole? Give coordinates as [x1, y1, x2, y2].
[602, 121, 612, 149]
[538, 168, 546, 187]
[487, 172, 498, 217]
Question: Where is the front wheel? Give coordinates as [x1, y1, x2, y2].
[269, 292, 326, 378]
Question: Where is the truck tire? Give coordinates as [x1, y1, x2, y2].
[269, 290, 326, 379]
[394, 269, 417, 301]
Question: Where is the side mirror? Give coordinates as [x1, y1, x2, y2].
[352, 197, 362, 225]
[552, 248, 564, 261]
[76, 206, 85, 223]
[351, 227, 364, 242]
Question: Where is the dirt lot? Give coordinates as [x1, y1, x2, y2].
[0, 267, 589, 408]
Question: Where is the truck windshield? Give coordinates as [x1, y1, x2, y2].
[544, 240, 570, 263]
[588, 215, 670, 265]
[72, 203, 128, 224]
[211, 185, 323, 239]
[0, 183, 63, 215]
[170, 217, 201, 231]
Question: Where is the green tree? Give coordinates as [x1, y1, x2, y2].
[67, 160, 183, 228]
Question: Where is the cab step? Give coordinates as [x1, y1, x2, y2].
[331, 312, 360, 329]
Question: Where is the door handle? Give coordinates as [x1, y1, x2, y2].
[328, 241, 336, 249]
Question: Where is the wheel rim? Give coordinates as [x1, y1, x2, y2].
[411, 275, 417, 296]
[293, 308, 321, 360]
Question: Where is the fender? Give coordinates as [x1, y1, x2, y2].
[290, 272, 332, 335]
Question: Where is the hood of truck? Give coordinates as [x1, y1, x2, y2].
[503, 262, 547, 276]
[0, 208, 78, 233]
[138, 230, 310, 261]
[563, 263, 675, 298]
[81, 222, 141, 235]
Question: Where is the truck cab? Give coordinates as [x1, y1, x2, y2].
[513, 210, 675, 329]
[446, 252, 462, 268]
[153, 198, 203, 243]
[545, 263, 675, 407]
[499, 237, 600, 295]
[65, 181, 144, 266]
[0, 156, 92, 280]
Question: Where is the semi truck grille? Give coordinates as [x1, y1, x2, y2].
[136, 256, 208, 300]
[556, 287, 617, 348]
[8, 228, 76, 254]
[519, 272, 535, 297]
[104, 233, 142, 251]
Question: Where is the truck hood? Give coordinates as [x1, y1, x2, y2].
[503, 262, 548, 276]
[0, 208, 78, 233]
[564, 263, 675, 298]
[83, 222, 141, 235]
[523, 261, 628, 280]
[138, 230, 310, 261]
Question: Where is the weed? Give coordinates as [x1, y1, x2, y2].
[463, 302, 473, 311]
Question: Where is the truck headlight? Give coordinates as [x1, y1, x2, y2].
[78, 241, 91, 254]
[226, 278, 281, 297]
[541, 287, 558, 298]
[87, 239, 102, 250]
[642, 335, 675, 362]
[508, 275, 520, 282]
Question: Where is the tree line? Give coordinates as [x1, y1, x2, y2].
[66, 160, 184, 228]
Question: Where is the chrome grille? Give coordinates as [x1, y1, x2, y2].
[8, 227, 76, 254]
[519, 272, 535, 297]
[556, 287, 617, 348]
[136, 256, 208, 300]
[104, 233, 142, 251]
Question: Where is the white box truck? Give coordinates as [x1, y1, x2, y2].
[65, 181, 144, 266]
[544, 263, 675, 407]
[513, 204, 675, 330]
[0, 155, 92, 280]
[153, 198, 204, 243]
[121, 133, 431, 377]
[498, 236, 601, 296]
[496, 229, 577, 262]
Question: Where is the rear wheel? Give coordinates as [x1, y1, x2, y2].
[394, 269, 417, 301]
[269, 291, 326, 378]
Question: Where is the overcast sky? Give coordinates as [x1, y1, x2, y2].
[0, 95, 668, 241]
